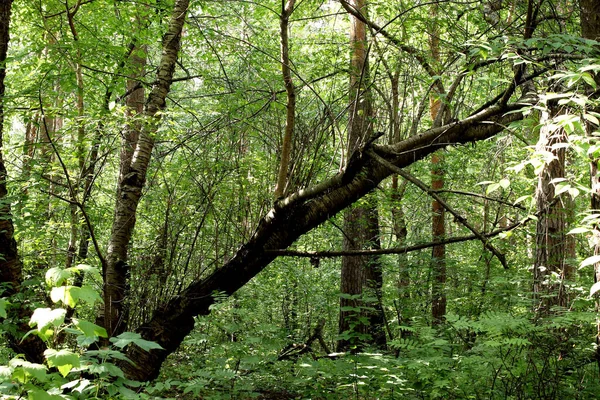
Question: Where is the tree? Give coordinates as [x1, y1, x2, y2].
[336, 0, 386, 352]
[103, 0, 189, 337]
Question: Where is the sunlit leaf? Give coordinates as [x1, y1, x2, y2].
[110, 331, 164, 351]
[45, 267, 71, 287]
[568, 227, 590, 234]
[50, 286, 76, 308]
[29, 308, 66, 331]
[591, 282, 600, 297]
[580, 255, 600, 269]
[45, 349, 80, 377]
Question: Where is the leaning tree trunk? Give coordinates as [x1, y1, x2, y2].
[122, 99, 524, 380]
[337, 0, 386, 352]
[103, 0, 189, 337]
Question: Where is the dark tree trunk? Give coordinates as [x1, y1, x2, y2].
[122, 102, 524, 381]
[0, 0, 46, 363]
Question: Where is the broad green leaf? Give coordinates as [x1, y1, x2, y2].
[555, 182, 571, 196]
[29, 308, 66, 331]
[569, 187, 580, 198]
[69, 264, 100, 277]
[44, 349, 80, 377]
[74, 286, 102, 306]
[9, 359, 47, 382]
[0, 365, 12, 378]
[45, 267, 71, 287]
[73, 319, 107, 338]
[27, 388, 64, 400]
[85, 349, 132, 363]
[88, 362, 124, 378]
[486, 183, 500, 195]
[584, 113, 600, 126]
[499, 178, 510, 189]
[110, 332, 164, 351]
[582, 72, 597, 89]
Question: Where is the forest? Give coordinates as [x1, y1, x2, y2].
[0, 0, 600, 398]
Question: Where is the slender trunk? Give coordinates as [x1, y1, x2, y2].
[103, 0, 188, 336]
[429, 3, 446, 326]
[336, 0, 386, 352]
[274, 0, 296, 198]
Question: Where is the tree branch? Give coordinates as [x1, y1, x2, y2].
[265, 222, 522, 258]
[366, 149, 508, 268]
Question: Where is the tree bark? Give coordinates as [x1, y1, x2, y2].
[103, 0, 188, 337]
[274, 0, 296, 199]
[533, 105, 571, 313]
[336, 0, 386, 352]
[0, 0, 19, 296]
[0, 0, 46, 363]
[123, 100, 524, 381]
[428, 3, 447, 326]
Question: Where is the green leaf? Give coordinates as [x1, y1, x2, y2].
[110, 332, 164, 351]
[0, 365, 12, 378]
[44, 349, 80, 377]
[0, 298, 7, 318]
[50, 286, 101, 308]
[73, 319, 107, 339]
[45, 267, 72, 287]
[581, 72, 597, 89]
[568, 227, 590, 234]
[74, 286, 102, 306]
[29, 308, 66, 331]
[28, 388, 65, 400]
[486, 182, 500, 195]
[88, 362, 124, 378]
[499, 178, 510, 189]
[9, 358, 47, 382]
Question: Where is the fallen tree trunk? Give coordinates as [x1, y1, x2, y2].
[124, 101, 526, 381]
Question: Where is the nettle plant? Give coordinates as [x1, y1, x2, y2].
[0, 265, 162, 399]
